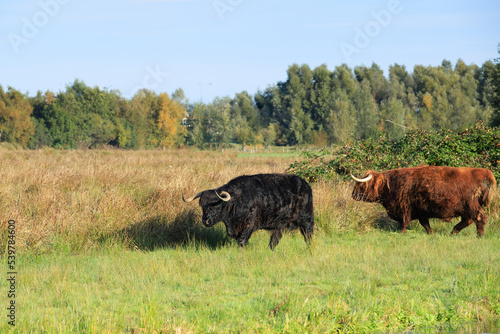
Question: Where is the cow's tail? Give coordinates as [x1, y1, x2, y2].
[480, 173, 497, 207]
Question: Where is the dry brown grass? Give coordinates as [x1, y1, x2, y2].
[0, 149, 314, 253]
[312, 180, 383, 233]
[1, 148, 498, 254]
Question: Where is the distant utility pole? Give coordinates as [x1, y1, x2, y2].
[199, 83, 202, 102]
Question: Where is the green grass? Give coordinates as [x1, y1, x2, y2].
[3, 227, 500, 333]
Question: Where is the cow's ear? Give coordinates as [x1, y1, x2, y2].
[374, 174, 388, 198]
[199, 190, 219, 206]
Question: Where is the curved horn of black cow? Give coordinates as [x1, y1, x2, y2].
[350, 173, 373, 183]
[182, 191, 203, 203]
[215, 190, 231, 202]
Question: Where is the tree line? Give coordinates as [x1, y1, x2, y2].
[1, 56, 500, 150]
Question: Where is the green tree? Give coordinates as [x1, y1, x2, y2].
[381, 97, 406, 140]
[489, 45, 500, 126]
[87, 114, 116, 147]
[189, 100, 230, 149]
[229, 93, 258, 146]
[354, 63, 389, 104]
[478, 60, 496, 109]
[254, 88, 274, 130]
[412, 60, 490, 131]
[233, 91, 259, 130]
[113, 118, 134, 148]
[43, 102, 78, 148]
[129, 89, 159, 148]
[353, 79, 379, 140]
[171, 88, 188, 105]
[229, 91, 261, 146]
[332, 64, 358, 97]
[272, 64, 315, 145]
[260, 123, 277, 147]
[310, 64, 332, 128]
[29, 90, 55, 148]
[28, 118, 52, 149]
[325, 90, 357, 144]
[388, 64, 419, 130]
[45, 79, 127, 148]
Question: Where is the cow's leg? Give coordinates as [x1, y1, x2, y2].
[399, 222, 406, 233]
[399, 214, 411, 233]
[474, 209, 487, 237]
[418, 218, 434, 235]
[269, 229, 283, 250]
[237, 228, 254, 247]
[299, 223, 314, 244]
[451, 216, 473, 235]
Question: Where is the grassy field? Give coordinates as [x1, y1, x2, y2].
[1, 149, 499, 333]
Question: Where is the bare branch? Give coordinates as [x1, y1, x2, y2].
[384, 119, 410, 129]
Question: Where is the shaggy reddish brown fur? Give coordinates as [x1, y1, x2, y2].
[352, 166, 497, 236]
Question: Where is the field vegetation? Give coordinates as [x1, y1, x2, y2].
[0, 148, 499, 333]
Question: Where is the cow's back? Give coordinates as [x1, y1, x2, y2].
[385, 166, 495, 219]
[224, 173, 313, 225]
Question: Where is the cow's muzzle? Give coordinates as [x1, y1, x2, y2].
[352, 191, 366, 201]
[202, 219, 216, 227]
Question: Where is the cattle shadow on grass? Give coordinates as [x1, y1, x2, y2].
[121, 209, 232, 251]
[371, 215, 432, 233]
[372, 215, 401, 232]
[371, 215, 461, 234]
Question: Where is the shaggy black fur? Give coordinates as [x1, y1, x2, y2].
[190, 173, 314, 250]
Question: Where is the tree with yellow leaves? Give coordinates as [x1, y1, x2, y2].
[0, 86, 34, 148]
[155, 93, 187, 148]
[422, 92, 433, 113]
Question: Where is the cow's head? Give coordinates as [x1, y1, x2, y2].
[182, 189, 231, 227]
[351, 170, 387, 202]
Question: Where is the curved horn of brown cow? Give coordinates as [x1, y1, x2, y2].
[215, 190, 231, 202]
[182, 191, 203, 203]
[350, 173, 373, 183]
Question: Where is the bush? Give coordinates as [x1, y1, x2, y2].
[289, 122, 500, 182]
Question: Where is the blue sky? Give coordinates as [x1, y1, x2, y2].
[1, 0, 499, 103]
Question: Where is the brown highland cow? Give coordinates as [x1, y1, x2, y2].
[351, 166, 496, 236]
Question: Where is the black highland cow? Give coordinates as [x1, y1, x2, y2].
[183, 173, 314, 250]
